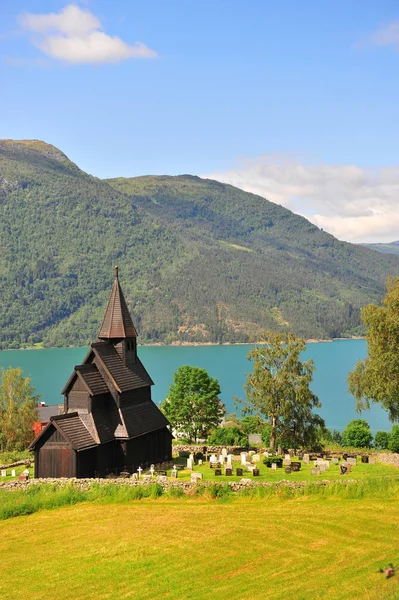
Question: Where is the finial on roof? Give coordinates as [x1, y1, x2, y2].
[114, 265, 119, 279]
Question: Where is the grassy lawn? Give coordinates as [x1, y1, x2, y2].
[169, 456, 399, 482]
[0, 494, 399, 600]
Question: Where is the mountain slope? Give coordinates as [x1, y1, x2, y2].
[361, 241, 399, 255]
[1, 139, 399, 349]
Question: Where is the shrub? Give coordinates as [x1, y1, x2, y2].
[264, 457, 283, 468]
[388, 425, 399, 453]
[342, 419, 373, 448]
[208, 426, 247, 446]
[374, 431, 390, 450]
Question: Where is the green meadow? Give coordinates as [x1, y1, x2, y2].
[1, 484, 399, 600]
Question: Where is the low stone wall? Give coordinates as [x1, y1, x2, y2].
[0, 476, 359, 493]
[0, 459, 33, 470]
[173, 445, 255, 455]
[376, 453, 399, 467]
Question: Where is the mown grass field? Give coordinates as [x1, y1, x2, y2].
[1, 485, 399, 600]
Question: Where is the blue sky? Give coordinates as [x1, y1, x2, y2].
[1, 1, 399, 242]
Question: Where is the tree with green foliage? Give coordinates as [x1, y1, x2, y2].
[323, 428, 343, 446]
[348, 278, 399, 421]
[242, 332, 321, 450]
[0, 367, 39, 451]
[208, 426, 247, 446]
[388, 425, 399, 453]
[374, 431, 390, 450]
[161, 366, 225, 443]
[342, 419, 373, 448]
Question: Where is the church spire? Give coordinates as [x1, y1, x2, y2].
[98, 266, 137, 340]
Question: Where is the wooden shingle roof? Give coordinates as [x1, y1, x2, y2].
[92, 342, 153, 393]
[29, 412, 97, 451]
[75, 364, 109, 396]
[120, 401, 169, 439]
[98, 267, 137, 340]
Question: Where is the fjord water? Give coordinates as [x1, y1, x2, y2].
[0, 340, 391, 432]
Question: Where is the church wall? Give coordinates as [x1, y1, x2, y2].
[35, 427, 77, 478]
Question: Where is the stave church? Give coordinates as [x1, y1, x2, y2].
[30, 267, 172, 478]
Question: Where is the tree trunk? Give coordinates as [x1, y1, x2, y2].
[270, 416, 277, 450]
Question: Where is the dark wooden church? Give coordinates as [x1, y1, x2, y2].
[30, 267, 172, 478]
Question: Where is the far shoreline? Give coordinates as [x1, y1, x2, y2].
[3, 336, 366, 352]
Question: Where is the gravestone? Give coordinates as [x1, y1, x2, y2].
[171, 467, 178, 479]
[248, 433, 262, 445]
[291, 462, 301, 472]
[331, 458, 339, 465]
[227, 454, 233, 464]
[310, 467, 320, 476]
[347, 457, 357, 466]
[191, 472, 203, 482]
[285, 454, 291, 460]
[271, 463, 277, 471]
[219, 454, 224, 464]
[340, 464, 347, 475]
[222, 447, 228, 457]
[297, 452, 303, 460]
[187, 458, 193, 470]
[225, 468, 233, 476]
[288, 449, 295, 458]
[1, 470, 6, 477]
[277, 446, 283, 455]
[210, 454, 217, 464]
[11, 469, 16, 477]
[241, 452, 248, 466]
[252, 469, 260, 476]
[283, 458, 291, 466]
[248, 450, 255, 457]
[285, 467, 292, 474]
[215, 469, 222, 476]
[303, 454, 310, 464]
[157, 470, 167, 476]
[369, 457, 376, 465]
[361, 456, 369, 464]
[131, 473, 138, 481]
[252, 454, 260, 463]
[319, 464, 326, 473]
[198, 459, 203, 466]
[236, 468, 243, 476]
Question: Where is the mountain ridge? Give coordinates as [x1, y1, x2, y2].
[0, 139, 398, 349]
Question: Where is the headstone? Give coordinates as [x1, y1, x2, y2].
[310, 467, 320, 476]
[252, 469, 260, 476]
[222, 447, 228, 457]
[319, 464, 326, 473]
[150, 465, 155, 477]
[236, 468, 243, 476]
[171, 466, 178, 478]
[361, 455, 369, 464]
[303, 454, 310, 464]
[241, 452, 248, 466]
[187, 458, 193, 470]
[288, 449, 295, 458]
[285, 467, 292, 474]
[331, 458, 339, 464]
[340, 464, 347, 475]
[18, 474, 29, 481]
[210, 454, 217, 464]
[1, 470, 6, 477]
[263, 451, 269, 458]
[225, 468, 233, 476]
[137, 466, 142, 478]
[191, 472, 203, 482]
[227, 454, 233, 464]
[291, 462, 301, 472]
[297, 452, 303, 460]
[277, 446, 283, 455]
[198, 459, 203, 466]
[219, 454, 224, 464]
[285, 454, 291, 460]
[11, 470, 16, 477]
[248, 433, 262, 445]
[283, 458, 291, 466]
[271, 463, 277, 471]
[248, 450, 255, 457]
[369, 457, 376, 465]
[247, 465, 256, 473]
[347, 457, 357, 466]
[252, 454, 260, 463]
[131, 473, 138, 481]
[215, 469, 222, 476]
[189, 453, 194, 461]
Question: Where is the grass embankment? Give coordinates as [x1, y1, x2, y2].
[1, 483, 399, 600]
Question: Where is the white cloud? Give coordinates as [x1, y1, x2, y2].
[204, 156, 399, 243]
[19, 4, 157, 64]
[370, 21, 399, 50]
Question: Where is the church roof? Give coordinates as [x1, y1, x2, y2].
[98, 266, 137, 339]
[92, 342, 153, 393]
[29, 412, 97, 451]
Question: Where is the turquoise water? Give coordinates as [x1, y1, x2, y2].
[0, 340, 391, 433]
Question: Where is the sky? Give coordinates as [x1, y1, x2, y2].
[1, 1, 399, 243]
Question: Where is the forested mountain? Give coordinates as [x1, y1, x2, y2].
[1, 139, 399, 349]
[362, 242, 399, 255]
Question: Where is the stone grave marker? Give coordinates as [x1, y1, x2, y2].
[225, 468, 233, 476]
[241, 452, 248, 466]
[11, 469, 16, 477]
[131, 473, 138, 481]
[215, 469, 222, 476]
[171, 466, 178, 478]
[340, 464, 347, 475]
[319, 464, 326, 473]
[310, 467, 320, 476]
[283, 458, 291, 466]
[1, 470, 6, 477]
[285, 467, 292, 474]
[219, 454, 224, 464]
[291, 462, 301, 472]
[222, 447, 228, 457]
[288, 449, 295, 458]
[303, 454, 310, 464]
[252, 454, 260, 463]
[191, 472, 203, 482]
[248, 450, 255, 457]
[247, 465, 256, 473]
[198, 459, 203, 466]
[236, 468, 243, 476]
[369, 457, 376, 465]
[361, 455, 369, 464]
[285, 454, 291, 460]
[331, 458, 339, 465]
[347, 457, 357, 466]
[227, 454, 233, 464]
[271, 463, 277, 471]
[187, 458, 193, 470]
[252, 469, 260, 476]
